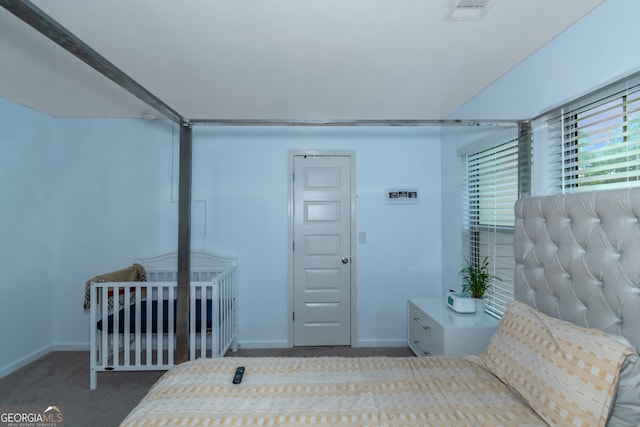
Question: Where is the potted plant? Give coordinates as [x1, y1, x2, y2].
[458, 256, 501, 311]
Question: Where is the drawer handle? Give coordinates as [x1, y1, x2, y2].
[413, 340, 431, 356]
[413, 317, 431, 330]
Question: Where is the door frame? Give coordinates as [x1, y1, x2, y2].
[287, 149, 357, 347]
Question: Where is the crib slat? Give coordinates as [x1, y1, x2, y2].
[113, 285, 121, 368]
[222, 276, 229, 354]
[227, 276, 231, 352]
[194, 285, 200, 359]
[228, 276, 232, 350]
[157, 286, 164, 365]
[135, 288, 141, 366]
[168, 285, 175, 366]
[124, 288, 131, 366]
[211, 282, 219, 357]
[146, 289, 153, 365]
[89, 284, 98, 389]
[222, 279, 226, 355]
[224, 276, 235, 351]
[200, 287, 207, 358]
[189, 286, 196, 360]
[100, 286, 109, 369]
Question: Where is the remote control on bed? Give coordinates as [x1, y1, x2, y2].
[232, 366, 245, 384]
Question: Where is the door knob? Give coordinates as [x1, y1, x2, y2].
[341, 257, 349, 264]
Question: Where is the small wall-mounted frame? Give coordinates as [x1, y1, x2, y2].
[386, 188, 419, 204]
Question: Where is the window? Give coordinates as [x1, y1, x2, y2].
[545, 76, 640, 193]
[461, 133, 519, 317]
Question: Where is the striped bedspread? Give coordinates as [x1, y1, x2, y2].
[120, 356, 545, 427]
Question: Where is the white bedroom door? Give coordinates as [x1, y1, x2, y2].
[292, 153, 353, 346]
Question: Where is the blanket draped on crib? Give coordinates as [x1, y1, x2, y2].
[83, 263, 147, 310]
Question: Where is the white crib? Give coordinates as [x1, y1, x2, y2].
[89, 251, 237, 389]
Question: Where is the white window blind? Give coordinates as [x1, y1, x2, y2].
[461, 138, 519, 317]
[546, 76, 640, 193]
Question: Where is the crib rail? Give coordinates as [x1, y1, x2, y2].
[89, 266, 236, 390]
[190, 267, 237, 359]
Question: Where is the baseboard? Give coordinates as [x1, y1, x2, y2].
[354, 338, 407, 348]
[52, 342, 90, 351]
[236, 340, 289, 349]
[0, 345, 52, 379]
[236, 339, 407, 349]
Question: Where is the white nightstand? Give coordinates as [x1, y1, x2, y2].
[407, 297, 499, 356]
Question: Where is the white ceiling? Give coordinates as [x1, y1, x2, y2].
[0, 0, 604, 121]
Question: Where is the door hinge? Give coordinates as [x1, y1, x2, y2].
[292, 312, 295, 321]
[292, 172, 295, 182]
[292, 241, 295, 251]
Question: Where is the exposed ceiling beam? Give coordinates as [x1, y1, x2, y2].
[190, 119, 524, 127]
[0, 0, 186, 125]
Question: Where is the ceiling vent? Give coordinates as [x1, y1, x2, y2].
[447, 0, 495, 21]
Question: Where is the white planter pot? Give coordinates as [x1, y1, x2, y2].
[474, 297, 486, 312]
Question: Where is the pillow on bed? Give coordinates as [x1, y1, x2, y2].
[609, 352, 640, 426]
[480, 301, 637, 427]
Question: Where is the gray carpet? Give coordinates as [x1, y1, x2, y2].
[0, 347, 412, 426]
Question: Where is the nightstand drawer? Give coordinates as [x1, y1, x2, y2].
[408, 301, 443, 356]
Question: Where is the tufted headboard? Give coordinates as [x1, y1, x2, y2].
[514, 187, 640, 351]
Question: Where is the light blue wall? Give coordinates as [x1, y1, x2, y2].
[451, 0, 640, 121]
[0, 99, 56, 376]
[47, 118, 178, 347]
[0, 105, 179, 376]
[442, 0, 640, 295]
[1, 112, 443, 376]
[192, 126, 442, 347]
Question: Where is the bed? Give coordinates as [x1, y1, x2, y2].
[88, 251, 237, 390]
[120, 189, 640, 427]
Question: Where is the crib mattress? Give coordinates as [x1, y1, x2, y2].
[120, 356, 545, 427]
[96, 299, 212, 334]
